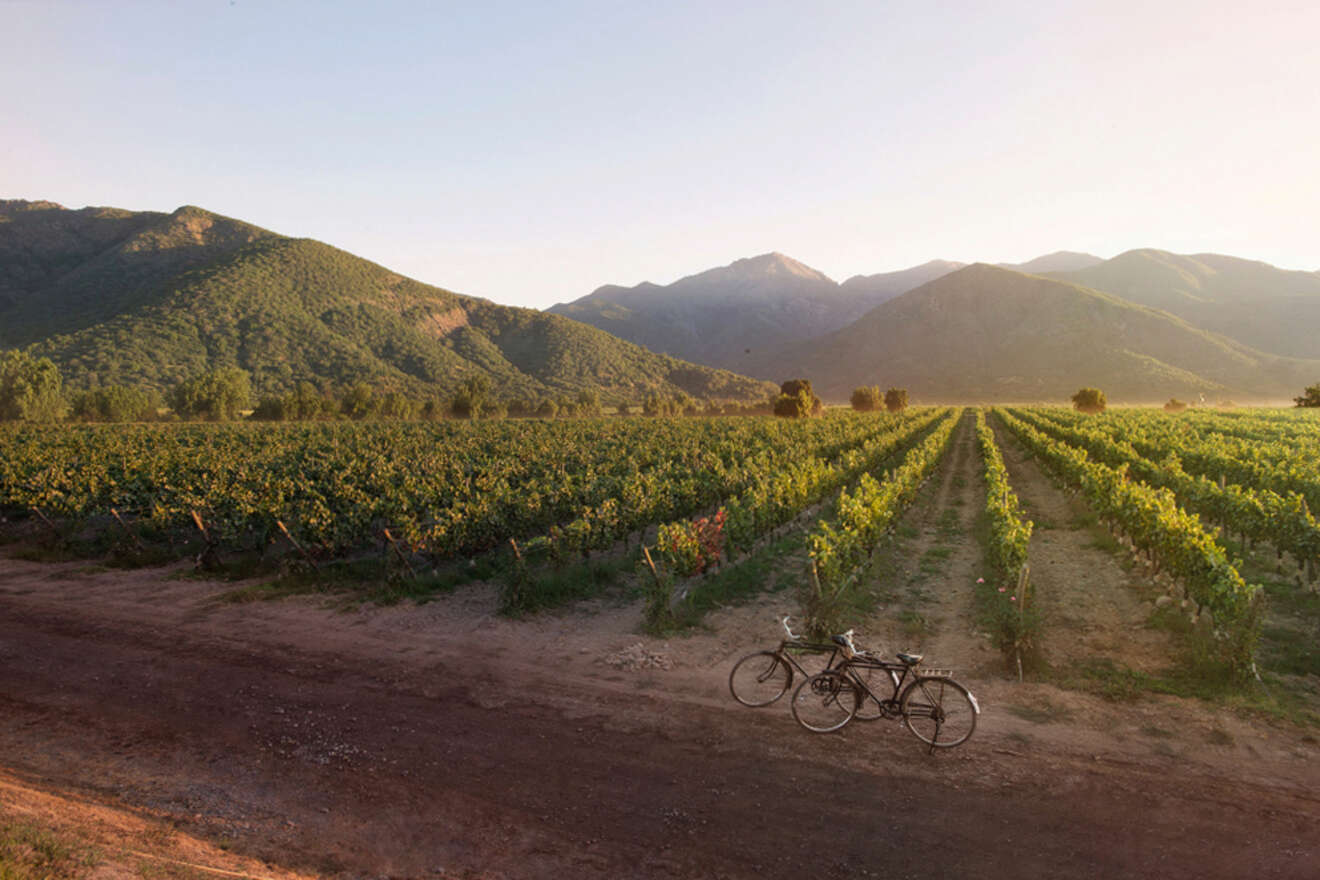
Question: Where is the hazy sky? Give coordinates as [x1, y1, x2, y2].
[5, 0, 1318, 309]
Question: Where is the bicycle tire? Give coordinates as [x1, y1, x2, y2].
[728, 651, 792, 707]
[899, 676, 977, 748]
[791, 671, 859, 733]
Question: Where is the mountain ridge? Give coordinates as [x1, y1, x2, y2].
[0, 201, 776, 404]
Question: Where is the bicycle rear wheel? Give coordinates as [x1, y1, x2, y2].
[729, 651, 792, 707]
[791, 671, 859, 733]
[900, 676, 977, 748]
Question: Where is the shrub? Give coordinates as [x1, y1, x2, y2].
[850, 386, 881, 412]
[773, 379, 821, 418]
[1295, 383, 1320, 408]
[1071, 387, 1106, 413]
[1164, 398, 1188, 413]
[884, 387, 908, 412]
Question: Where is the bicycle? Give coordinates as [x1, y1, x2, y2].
[791, 631, 979, 751]
[728, 618, 888, 720]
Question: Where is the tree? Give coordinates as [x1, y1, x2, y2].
[70, 385, 163, 422]
[1071, 387, 1106, 414]
[773, 379, 822, 418]
[170, 368, 251, 421]
[340, 382, 379, 420]
[883, 387, 908, 413]
[850, 386, 881, 412]
[451, 375, 491, 419]
[535, 398, 559, 418]
[642, 394, 671, 417]
[1295, 383, 1320, 408]
[0, 351, 65, 422]
[576, 388, 602, 416]
[1164, 398, 1188, 413]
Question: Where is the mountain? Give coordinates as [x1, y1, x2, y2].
[0, 200, 775, 403]
[1053, 250, 1320, 359]
[837, 259, 965, 307]
[747, 263, 1320, 402]
[548, 253, 967, 371]
[998, 251, 1104, 274]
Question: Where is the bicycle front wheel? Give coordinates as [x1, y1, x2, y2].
[900, 676, 977, 748]
[791, 671, 859, 733]
[729, 651, 792, 707]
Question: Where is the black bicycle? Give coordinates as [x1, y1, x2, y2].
[791, 631, 979, 751]
[728, 618, 888, 720]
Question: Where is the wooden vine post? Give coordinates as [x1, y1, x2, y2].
[190, 509, 221, 569]
[380, 528, 417, 579]
[275, 519, 318, 572]
[110, 508, 145, 553]
[29, 506, 62, 544]
[1014, 563, 1031, 684]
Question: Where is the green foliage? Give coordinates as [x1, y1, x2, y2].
[974, 410, 1038, 662]
[1071, 387, 1107, 413]
[1295, 383, 1320, 407]
[169, 367, 252, 421]
[0, 351, 65, 422]
[884, 387, 908, 412]
[450, 375, 491, 419]
[340, 382, 378, 420]
[69, 385, 161, 422]
[850, 386, 881, 412]
[773, 379, 822, 418]
[804, 409, 959, 637]
[997, 407, 1262, 674]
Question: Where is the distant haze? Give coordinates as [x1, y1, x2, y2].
[4, 2, 1318, 309]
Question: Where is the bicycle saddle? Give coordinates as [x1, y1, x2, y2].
[897, 652, 923, 666]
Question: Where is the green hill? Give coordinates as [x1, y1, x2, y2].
[1054, 250, 1320, 359]
[748, 264, 1320, 403]
[0, 201, 774, 403]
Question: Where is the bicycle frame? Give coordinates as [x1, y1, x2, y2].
[835, 655, 916, 713]
[774, 639, 842, 682]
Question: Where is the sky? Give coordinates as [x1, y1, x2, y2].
[4, 0, 1318, 309]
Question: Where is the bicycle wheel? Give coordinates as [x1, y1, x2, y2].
[900, 676, 978, 748]
[729, 651, 792, 707]
[791, 671, 859, 733]
[850, 666, 898, 722]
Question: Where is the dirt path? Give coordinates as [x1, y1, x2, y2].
[3, 480, 1319, 878]
[857, 409, 992, 675]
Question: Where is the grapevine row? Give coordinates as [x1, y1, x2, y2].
[803, 408, 960, 632]
[994, 408, 1261, 672]
[1011, 408, 1320, 576]
[975, 409, 1032, 584]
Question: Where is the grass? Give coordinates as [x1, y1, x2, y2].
[1004, 701, 1074, 724]
[500, 553, 637, 616]
[217, 553, 498, 607]
[0, 820, 98, 880]
[643, 531, 805, 634]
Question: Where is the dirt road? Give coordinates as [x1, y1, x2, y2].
[2, 417, 1318, 878]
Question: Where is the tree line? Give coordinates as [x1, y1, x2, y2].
[0, 352, 776, 423]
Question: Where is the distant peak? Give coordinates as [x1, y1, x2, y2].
[722, 252, 833, 283]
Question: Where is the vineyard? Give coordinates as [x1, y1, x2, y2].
[2, 405, 1318, 679]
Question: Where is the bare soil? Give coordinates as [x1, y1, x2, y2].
[2, 413, 1318, 878]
